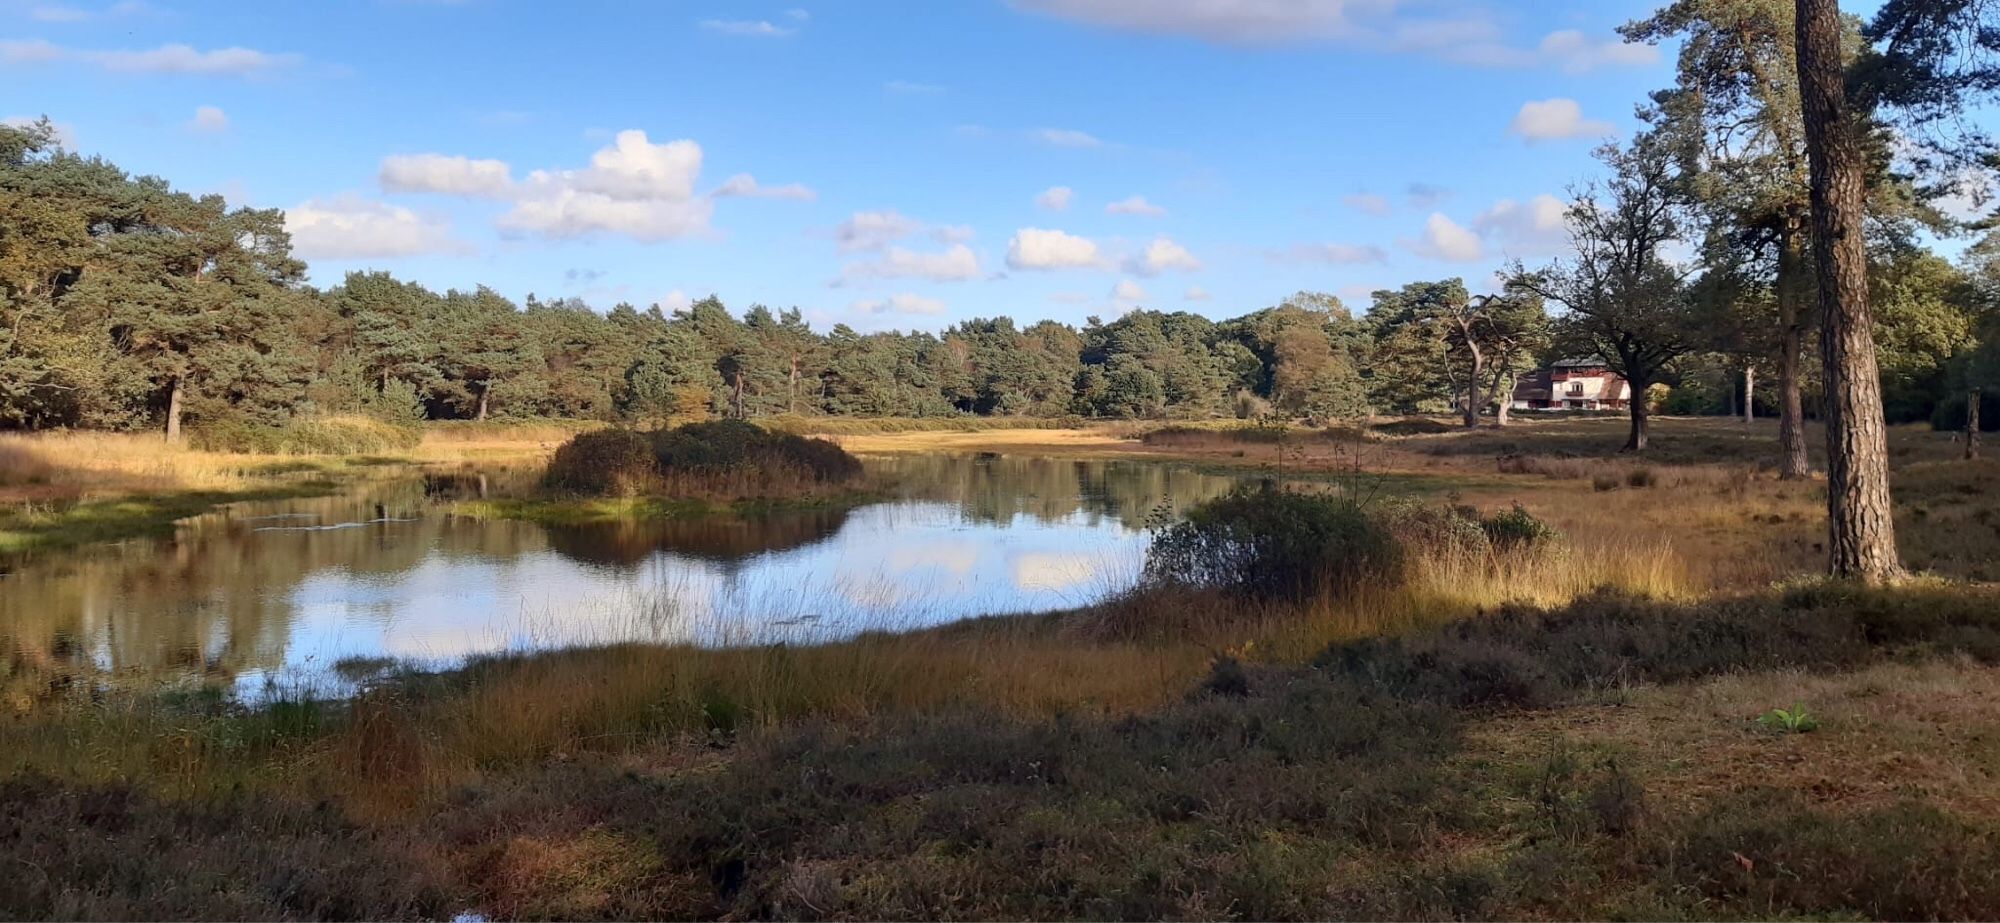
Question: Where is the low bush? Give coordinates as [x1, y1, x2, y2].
[1144, 484, 1403, 601]
[188, 416, 422, 456]
[1481, 502, 1559, 550]
[541, 421, 863, 499]
[542, 428, 657, 495]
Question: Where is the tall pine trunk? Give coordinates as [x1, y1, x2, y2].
[1796, 0, 1901, 582]
[1743, 365, 1756, 424]
[475, 382, 490, 422]
[1776, 220, 1812, 478]
[164, 375, 184, 443]
[1969, 388, 1983, 460]
[1462, 346, 1484, 429]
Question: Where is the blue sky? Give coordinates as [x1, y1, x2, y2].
[7, 0, 1701, 330]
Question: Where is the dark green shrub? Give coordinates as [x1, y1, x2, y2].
[1144, 484, 1403, 601]
[1482, 503, 1559, 550]
[542, 428, 656, 495]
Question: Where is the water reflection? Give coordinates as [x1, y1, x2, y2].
[1, 455, 1251, 697]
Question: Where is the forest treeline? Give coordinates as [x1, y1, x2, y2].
[0, 116, 1993, 440]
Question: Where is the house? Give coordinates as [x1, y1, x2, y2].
[1510, 358, 1632, 411]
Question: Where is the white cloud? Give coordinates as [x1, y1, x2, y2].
[842, 244, 982, 283]
[0, 39, 63, 64]
[1184, 285, 1211, 301]
[68, 42, 300, 75]
[1407, 212, 1485, 262]
[1105, 194, 1166, 217]
[496, 130, 719, 241]
[699, 18, 799, 37]
[1, 39, 301, 74]
[1010, 1, 1658, 72]
[1536, 29, 1659, 74]
[3, 114, 76, 147]
[713, 173, 816, 201]
[836, 210, 924, 252]
[1472, 194, 1569, 256]
[1126, 236, 1201, 276]
[498, 188, 714, 242]
[1509, 98, 1615, 142]
[1342, 193, 1391, 216]
[1036, 127, 1102, 148]
[1280, 242, 1389, 264]
[659, 289, 692, 313]
[379, 153, 515, 198]
[1035, 186, 1074, 211]
[1007, 227, 1104, 270]
[932, 224, 975, 243]
[1113, 279, 1148, 302]
[185, 104, 228, 133]
[564, 129, 702, 200]
[285, 195, 463, 260]
[852, 293, 948, 316]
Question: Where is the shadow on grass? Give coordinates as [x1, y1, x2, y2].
[0, 482, 340, 556]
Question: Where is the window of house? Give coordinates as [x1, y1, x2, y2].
[1567, 382, 1584, 396]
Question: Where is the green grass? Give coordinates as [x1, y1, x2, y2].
[0, 481, 340, 555]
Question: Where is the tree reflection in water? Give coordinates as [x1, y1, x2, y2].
[1, 456, 1250, 702]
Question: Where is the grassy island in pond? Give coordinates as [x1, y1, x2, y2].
[461, 421, 874, 523]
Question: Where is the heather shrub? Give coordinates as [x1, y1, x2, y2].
[1144, 484, 1403, 601]
[541, 428, 657, 495]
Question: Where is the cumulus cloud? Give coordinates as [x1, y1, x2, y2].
[2, 39, 301, 75]
[1342, 193, 1391, 216]
[1035, 186, 1074, 211]
[1536, 29, 1659, 74]
[852, 293, 948, 316]
[835, 210, 924, 251]
[713, 172, 816, 200]
[185, 104, 228, 133]
[1035, 127, 1102, 148]
[379, 153, 515, 198]
[285, 195, 463, 259]
[842, 244, 982, 283]
[498, 190, 714, 242]
[1007, 228, 1104, 271]
[1105, 194, 1166, 217]
[1125, 236, 1201, 276]
[1510, 98, 1615, 141]
[1009, 0, 1658, 71]
[1472, 193, 1570, 256]
[1112, 279, 1148, 302]
[659, 289, 693, 313]
[1278, 242, 1389, 265]
[1407, 212, 1484, 262]
[1184, 285, 1211, 301]
[699, 18, 799, 37]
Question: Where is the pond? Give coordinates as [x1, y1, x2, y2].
[1, 455, 1260, 695]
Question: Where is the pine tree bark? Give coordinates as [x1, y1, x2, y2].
[1743, 365, 1756, 425]
[1462, 343, 1484, 429]
[475, 382, 490, 422]
[1795, 0, 1902, 583]
[164, 375, 184, 443]
[1776, 219, 1812, 478]
[1968, 388, 1983, 460]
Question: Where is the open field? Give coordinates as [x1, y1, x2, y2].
[6, 415, 2000, 918]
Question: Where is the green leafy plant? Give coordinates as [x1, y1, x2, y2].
[1758, 703, 1820, 734]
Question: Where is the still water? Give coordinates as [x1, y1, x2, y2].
[2, 455, 1253, 693]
